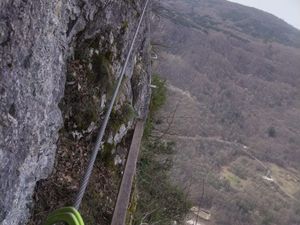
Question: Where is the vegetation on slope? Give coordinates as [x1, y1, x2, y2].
[133, 75, 191, 225]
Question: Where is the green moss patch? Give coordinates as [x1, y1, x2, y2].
[109, 102, 137, 133]
[100, 143, 116, 167]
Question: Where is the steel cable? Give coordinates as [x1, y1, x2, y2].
[73, 0, 150, 210]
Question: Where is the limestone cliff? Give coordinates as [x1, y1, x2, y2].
[0, 1, 151, 224]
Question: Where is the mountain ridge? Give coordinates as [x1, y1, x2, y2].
[226, 0, 300, 31]
[154, 0, 300, 48]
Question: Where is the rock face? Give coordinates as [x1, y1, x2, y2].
[0, 0, 151, 224]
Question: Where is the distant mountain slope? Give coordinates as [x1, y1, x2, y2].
[152, 0, 300, 168]
[151, 0, 300, 224]
[154, 0, 300, 47]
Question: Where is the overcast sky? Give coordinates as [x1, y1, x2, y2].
[227, 0, 300, 30]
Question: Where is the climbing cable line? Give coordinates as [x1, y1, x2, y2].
[74, 0, 150, 210]
[44, 0, 150, 224]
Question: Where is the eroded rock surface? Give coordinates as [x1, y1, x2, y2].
[0, 0, 151, 224]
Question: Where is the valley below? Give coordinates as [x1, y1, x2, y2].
[151, 0, 300, 224]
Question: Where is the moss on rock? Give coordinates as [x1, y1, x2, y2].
[109, 102, 136, 133]
[101, 143, 116, 167]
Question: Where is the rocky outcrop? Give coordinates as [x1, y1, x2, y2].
[0, 0, 151, 224]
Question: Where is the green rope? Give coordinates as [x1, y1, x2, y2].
[44, 207, 84, 225]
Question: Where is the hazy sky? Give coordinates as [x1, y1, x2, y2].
[227, 0, 300, 30]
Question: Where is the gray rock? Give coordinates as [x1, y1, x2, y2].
[0, 0, 151, 224]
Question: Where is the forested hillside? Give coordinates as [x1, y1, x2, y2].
[152, 0, 300, 224]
